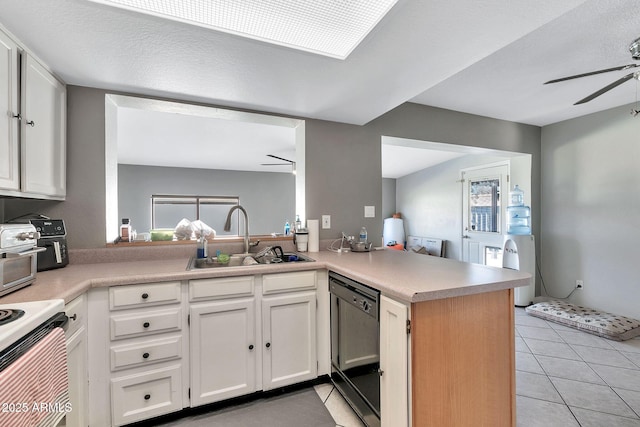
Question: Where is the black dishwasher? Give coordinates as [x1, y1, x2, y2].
[329, 271, 381, 427]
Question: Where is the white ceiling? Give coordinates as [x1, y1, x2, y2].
[2, 0, 639, 176]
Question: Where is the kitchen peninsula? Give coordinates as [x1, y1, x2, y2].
[0, 246, 529, 427]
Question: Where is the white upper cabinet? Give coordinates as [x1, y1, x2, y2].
[0, 26, 66, 199]
[0, 30, 19, 191]
[21, 53, 66, 198]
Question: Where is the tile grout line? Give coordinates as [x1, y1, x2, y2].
[516, 307, 640, 425]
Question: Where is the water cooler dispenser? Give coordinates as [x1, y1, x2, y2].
[503, 234, 535, 306]
[503, 185, 535, 306]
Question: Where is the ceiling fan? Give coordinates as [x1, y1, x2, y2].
[261, 154, 294, 166]
[545, 36, 640, 105]
[261, 154, 296, 173]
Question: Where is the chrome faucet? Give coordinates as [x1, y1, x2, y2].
[224, 205, 251, 255]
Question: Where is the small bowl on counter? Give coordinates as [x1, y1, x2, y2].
[150, 228, 175, 241]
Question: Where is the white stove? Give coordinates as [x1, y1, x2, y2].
[0, 299, 64, 352]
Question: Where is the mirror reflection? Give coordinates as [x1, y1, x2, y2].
[105, 95, 305, 242]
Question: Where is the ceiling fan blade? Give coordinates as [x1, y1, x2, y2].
[266, 154, 293, 163]
[574, 72, 636, 105]
[544, 64, 639, 85]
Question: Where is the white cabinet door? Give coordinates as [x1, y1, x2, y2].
[262, 291, 317, 390]
[190, 298, 256, 406]
[65, 326, 88, 427]
[0, 30, 19, 191]
[21, 53, 66, 198]
[380, 296, 409, 427]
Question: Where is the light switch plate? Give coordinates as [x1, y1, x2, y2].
[322, 215, 331, 229]
[364, 206, 375, 218]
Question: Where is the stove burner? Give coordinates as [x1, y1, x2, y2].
[0, 309, 25, 326]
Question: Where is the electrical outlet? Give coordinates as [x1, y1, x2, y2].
[576, 280, 584, 290]
[322, 215, 331, 229]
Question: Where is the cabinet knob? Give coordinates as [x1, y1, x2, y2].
[12, 113, 21, 121]
[265, 342, 271, 348]
[248, 345, 254, 350]
[26, 120, 35, 127]
[69, 314, 77, 321]
[141, 293, 149, 299]
[143, 352, 150, 359]
[378, 368, 384, 377]
[143, 322, 150, 328]
[144, 394, 151, 401]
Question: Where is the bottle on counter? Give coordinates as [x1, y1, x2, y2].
[120, 218, 132, 242]
[359, 226, 368, 243]
[197, 236, 208, 259]
[295, 215, 302, 231]
[284, 220, 291, 236]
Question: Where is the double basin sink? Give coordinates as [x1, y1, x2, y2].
[187, 251, 315, 270]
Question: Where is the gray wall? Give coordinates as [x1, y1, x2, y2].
[3, 87, 541, 252]
[396, 154, 510, 260]
[118, 164, 294, 236]
[541, 103, 640, 319]
[382, 178, 396, 220]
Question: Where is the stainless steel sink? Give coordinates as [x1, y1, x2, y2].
[255, 252, 315, 264]
[187, 252, 314, 270]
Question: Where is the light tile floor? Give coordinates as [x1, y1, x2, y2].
[313, 383, 365, 427]
[320, 308, 640, 427]
[515, 306, 640, 427]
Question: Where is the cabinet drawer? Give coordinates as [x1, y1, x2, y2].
[110, 335, 182, 371]
[263, 270, 317, 294]
[111, 364, 182, 426]
[189, 276, 254, 301]
[110, 308, 182, 340]
[109, 282, 181, 310]
[65, 294, 86, 338]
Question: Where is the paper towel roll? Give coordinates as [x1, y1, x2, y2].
[307, 219, 319, 252]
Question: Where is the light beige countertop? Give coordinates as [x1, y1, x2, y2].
[0, 248, 530, 305]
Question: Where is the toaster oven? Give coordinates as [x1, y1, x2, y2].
[0, 224, 45, 297]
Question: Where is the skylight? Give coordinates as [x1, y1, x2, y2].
[89, 0, 399, 59]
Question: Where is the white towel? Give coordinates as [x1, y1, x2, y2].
[0, 327, 69, 427]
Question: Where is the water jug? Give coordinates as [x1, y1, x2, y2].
[509, 185, 524, 206]
[507, 205, 531, 235]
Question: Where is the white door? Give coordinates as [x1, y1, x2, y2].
[190, 298, 256, 406]
[262, 291, 317, 390]
[0, 30, 19, 191]
[21, 53, 66, 197]
[461, 162, 509, 264]
[380, 296, 409, 427]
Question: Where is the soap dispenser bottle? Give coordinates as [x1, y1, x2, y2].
[196, 236, 208, 259]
